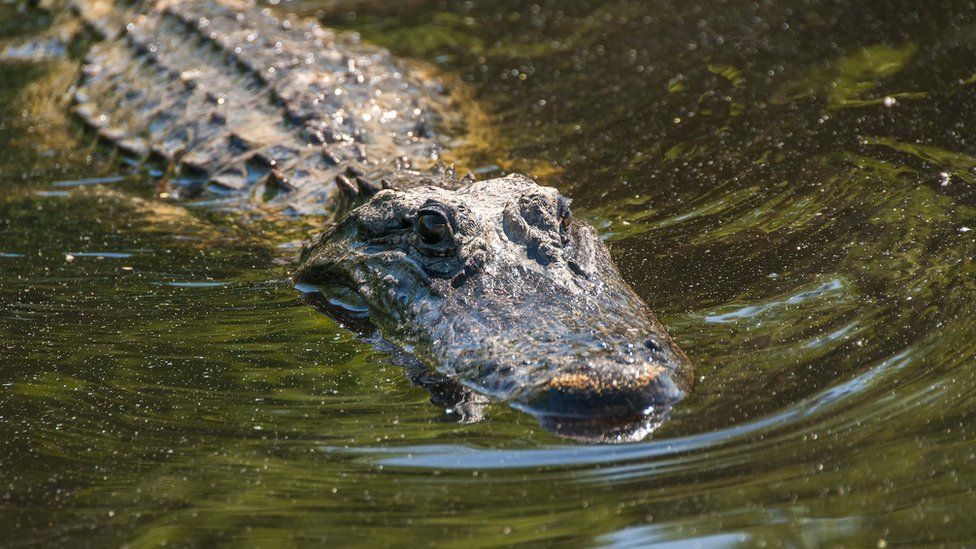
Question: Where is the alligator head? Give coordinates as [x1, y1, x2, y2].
[294, 174, 692, 440]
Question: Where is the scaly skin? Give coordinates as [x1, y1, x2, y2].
[70, 0, 446, 215]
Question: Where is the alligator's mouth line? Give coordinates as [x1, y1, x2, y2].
[294, 256, 370, 314]
[294, 249, 432, 311]
[298, 283, 369, 316]
[295, 270, 370, 314]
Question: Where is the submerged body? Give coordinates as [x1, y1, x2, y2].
[70, 0, 446, 215]
[57, 0, 692, 439]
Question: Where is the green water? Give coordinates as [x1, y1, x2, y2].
[3, 0, 976, 545]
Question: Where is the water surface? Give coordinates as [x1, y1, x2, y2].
[2, 0, 976, 545]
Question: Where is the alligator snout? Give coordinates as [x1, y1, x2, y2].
[528, 360, 687, 420]
[295, 173, 692, 437]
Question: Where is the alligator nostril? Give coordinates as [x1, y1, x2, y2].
[450, 272, 468, 289]
[645, 339, 662, 352]
[567, 260, 588, 278]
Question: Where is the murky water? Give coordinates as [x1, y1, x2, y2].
[3, 0, 976, 545]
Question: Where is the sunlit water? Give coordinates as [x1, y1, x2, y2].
[3, 0, 976, 545]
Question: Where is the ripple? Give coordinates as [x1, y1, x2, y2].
[65, 251, 134, 258]
[704, 278, 847, 324]
[323, 348, 914, 473]
[51, 175, 127, 187]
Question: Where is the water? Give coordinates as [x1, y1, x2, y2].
[3, 0, 976, 545]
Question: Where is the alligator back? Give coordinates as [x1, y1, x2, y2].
[70, 0, 449, 215]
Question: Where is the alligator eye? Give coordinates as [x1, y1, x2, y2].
[416, 210, 450, 245]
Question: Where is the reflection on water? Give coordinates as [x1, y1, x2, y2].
[3, 0, 976, 545]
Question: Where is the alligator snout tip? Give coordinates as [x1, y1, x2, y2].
[523, 361, 691, 421]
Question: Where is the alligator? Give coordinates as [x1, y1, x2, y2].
[13, 0, 693, 441]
